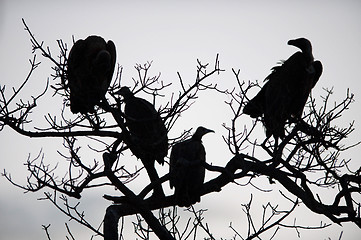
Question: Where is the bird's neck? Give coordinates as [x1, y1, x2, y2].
[303, 49, 314, 64]
[303, 50, 315, 73]
[191, 135, 203, 142]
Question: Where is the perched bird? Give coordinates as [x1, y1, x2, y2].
[169, 127, 214, 207]
[67, 35, 116, 114]
[243, 38, 323, 139]
[118, 87, 168, 197]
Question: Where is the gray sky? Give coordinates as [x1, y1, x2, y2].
[1, 0, 361, 239]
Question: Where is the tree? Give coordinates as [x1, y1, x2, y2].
[1, 19, 360, 240]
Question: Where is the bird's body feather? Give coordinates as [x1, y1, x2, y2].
[169, 127, 213, 207]
[119, 87, 168, 197]
[243, 38, 322, 138]
[67, 35, 116, 114]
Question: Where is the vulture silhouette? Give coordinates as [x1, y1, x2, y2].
[67, 35, 116, 114]
[169, 127, 214, 207]
[118, 87, 168, 197]
[243, 38, 323, 139]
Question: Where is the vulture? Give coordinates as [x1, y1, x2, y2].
[67, 35, 116, 114]
[243, 38, 323, 139]
[169, 126, 214, 207]
[118, 87, 168, 197]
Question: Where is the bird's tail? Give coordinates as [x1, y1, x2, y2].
[176, 192, 200, 208]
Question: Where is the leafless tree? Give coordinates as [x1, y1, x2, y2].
[1, 19, 360, 240]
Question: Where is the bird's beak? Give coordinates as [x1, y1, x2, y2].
[206, 129, 215, 134]
[287, 39, 296, 46]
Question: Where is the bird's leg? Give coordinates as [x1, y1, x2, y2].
[273, 137, 279, 156]
[84, 113, 101, 131]
[261, 135, 270, 151]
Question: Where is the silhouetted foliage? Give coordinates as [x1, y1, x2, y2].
[1, 19, 360, 240]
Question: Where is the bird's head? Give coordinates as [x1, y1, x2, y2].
[193, 126, 214, 140]
[288, 37, 312, 54]
[117, 86, 134, 99]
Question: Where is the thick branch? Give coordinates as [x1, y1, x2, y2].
[106, 154, 361, 229]
[102, 153, 175, 240]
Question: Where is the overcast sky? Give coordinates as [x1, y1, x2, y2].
[1, 1, 361, 239]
